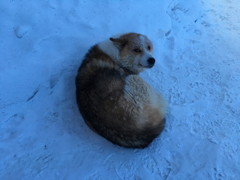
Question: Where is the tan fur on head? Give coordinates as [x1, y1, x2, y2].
[98, 33, 155, 74]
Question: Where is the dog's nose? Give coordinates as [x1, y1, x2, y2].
[148, 57, 155, 66]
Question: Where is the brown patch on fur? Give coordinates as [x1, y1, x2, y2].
[110, 33, 148, 55]
[118, 33, 152, 59]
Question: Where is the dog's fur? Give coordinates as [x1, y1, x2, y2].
[76, 33, 166, 148]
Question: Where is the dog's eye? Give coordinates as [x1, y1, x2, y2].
[133, 48, 142, 53]
[147, 45, 151, 50]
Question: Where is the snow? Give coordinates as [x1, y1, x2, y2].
[0, 0, 240, 179]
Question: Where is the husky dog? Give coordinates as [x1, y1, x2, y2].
[76, 33, 166, 148]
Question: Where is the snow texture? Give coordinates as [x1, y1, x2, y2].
[0, 0, 240, 179]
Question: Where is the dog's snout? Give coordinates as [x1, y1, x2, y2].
[148, 57, 155, 66]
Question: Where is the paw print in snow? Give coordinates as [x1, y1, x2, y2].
[14, 25, 31, 38]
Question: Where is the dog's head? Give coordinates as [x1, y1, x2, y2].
[109, 33, 155, 74]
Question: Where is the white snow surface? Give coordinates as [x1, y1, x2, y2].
[0, 0, 240, 179]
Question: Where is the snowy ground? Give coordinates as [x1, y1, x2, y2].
[0, 0, 240, 179]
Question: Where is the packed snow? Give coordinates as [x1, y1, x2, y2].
[0, 0, 240, 179]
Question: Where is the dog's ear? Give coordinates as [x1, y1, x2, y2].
[110, 37, 127, 49]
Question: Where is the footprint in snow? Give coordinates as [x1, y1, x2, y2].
[14, 25, 31, 38]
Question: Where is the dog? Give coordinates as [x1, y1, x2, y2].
[76, 33, 166, 148]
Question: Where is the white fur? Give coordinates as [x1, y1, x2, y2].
[124, 75, 164, 110]
[139, 35, 154, 67]
[98, 38, 120, 61]
[123, 75, 165, 127]
[140, 52, 152, 67]
[139, 35, 146, 46]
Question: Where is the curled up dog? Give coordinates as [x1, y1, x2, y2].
[76, 33, 166, 148]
